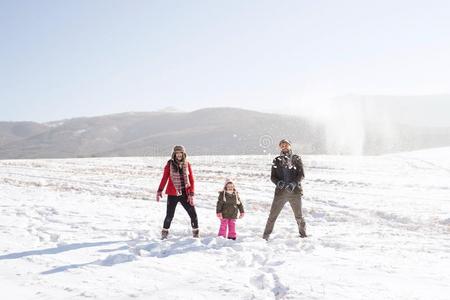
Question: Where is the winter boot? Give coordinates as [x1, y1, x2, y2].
[161, 228, 169, 240]
[192, 228, 199, 238]
[299, 220, 307, 238]
[262, 234, 269, 241]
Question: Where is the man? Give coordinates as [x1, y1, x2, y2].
[263, 139, 307, 240]
[157, 145, 199, 239]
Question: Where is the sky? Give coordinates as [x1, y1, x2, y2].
[1, 0, 450, 122]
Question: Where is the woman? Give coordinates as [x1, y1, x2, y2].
[156, 145, 199, 239]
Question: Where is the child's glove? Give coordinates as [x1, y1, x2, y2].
[239, 212, 245, 219]
[156, 191, 162, 202]
[216, 213, 223, 219]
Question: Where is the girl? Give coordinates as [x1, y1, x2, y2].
[216, 179, 245, 240]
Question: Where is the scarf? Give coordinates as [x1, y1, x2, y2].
[169, 160, 190, 196]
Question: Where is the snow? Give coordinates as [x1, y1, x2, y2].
[44, 121, 65, 128]
[0, 150, 449, 299]
[73, 129, 87, 136]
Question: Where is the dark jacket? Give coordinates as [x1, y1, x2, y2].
[216, 191, 244, 219]
[271, 154, 305, 194]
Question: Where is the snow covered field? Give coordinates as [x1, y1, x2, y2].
[1, 148, 449, 299]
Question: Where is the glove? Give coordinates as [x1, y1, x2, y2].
[217, 213, 223, 219]
[156, 191, 162, 202]
[187, 194, 195, 206]
[276, 180, 286, 189]
[239, 212, 245, 219]
[286, 182, 297, 193]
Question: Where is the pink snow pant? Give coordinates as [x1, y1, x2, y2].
[218, 218, 236, 238]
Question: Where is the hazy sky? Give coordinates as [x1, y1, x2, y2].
[1, 0, 450, 122]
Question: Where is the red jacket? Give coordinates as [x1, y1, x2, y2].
[158, 161, 195, 196]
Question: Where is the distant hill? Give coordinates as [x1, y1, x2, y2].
[0, 108, 324, 159]
[0, 122, 49, 147]
[0, 107, 449, 159]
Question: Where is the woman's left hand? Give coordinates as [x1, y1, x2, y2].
[187, 195, 195, 206]
[239, 212, 245, 219]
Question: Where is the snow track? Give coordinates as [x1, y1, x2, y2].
[1, 150, 449, 299]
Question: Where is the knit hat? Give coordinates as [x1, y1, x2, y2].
[279, 139, 292, 146]
[223, 178, 236, 191]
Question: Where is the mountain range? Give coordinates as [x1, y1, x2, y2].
[0, 106, 449, 159]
